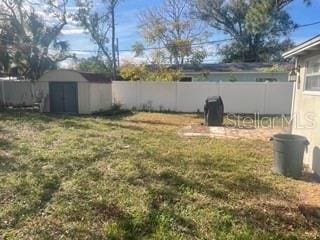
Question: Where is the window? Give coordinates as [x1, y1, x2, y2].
[180, 77, 192, 82]
[305, 58, 320, 91]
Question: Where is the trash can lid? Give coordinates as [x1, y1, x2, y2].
[206, 96, 222, 102]
[272, 133, 308, 143]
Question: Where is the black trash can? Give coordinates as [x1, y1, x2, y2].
[270, 134, 309, 178]
[204, 96, 224, 126]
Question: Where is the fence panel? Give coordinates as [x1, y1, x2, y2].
[113, 81, 293, 114]
[137, 81, 177, 111]
[0, 80, 34, 106]
[1, 80, 293, 114]
[219, 83, 266, 114]
[264, 82, 293, 115]
[112, 81, 138, 109]
[177, 82, 219, 112]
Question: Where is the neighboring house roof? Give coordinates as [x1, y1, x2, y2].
[283, 34, 320, 59]
[168, 63, 291, 73]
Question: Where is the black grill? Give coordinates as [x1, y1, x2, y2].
[204, 96, 224, 126]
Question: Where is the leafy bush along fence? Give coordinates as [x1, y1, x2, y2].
[112, 81, 293, 114]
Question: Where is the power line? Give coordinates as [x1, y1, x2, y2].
[61, 38, 232, 53]
[297, 20, 320, 28]
[0, 36, 231, 53]
[65, 20, 320, 53]
[0, 20, 320, 54]
[61, 19, 320, 53]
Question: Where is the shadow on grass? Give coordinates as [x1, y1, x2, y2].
[125, 119, 184, 127]
[0, 134, 19, 173]
[122, 160, 306, 238]
[0, 109, 59, 123]
[0, 136, 11, 150]
[106, 165, 201, 239]
[61, 118, 144, 132]
[92, 109, 135, 121]
[218, 202, 320, 238]
[0, 109, 144, 132]
[4, 175, 61, 229]
[0, 154, 21, 173]
[221, 174, 280, 196]
[0, 109, 136, 123]
[90, 199, 197, 239]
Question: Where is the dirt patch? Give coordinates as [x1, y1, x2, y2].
[296, 173, 320, 222]
[180, 124, 289, 141]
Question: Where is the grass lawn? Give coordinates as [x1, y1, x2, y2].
[0, 111, 319, 239]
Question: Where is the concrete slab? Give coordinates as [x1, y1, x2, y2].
[180, 124, 289, 141]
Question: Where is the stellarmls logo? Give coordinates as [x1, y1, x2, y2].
[291, 112, 317, 129]
[225, 113, 317, 129]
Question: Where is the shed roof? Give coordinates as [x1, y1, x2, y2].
[283, 34, 320, 59]
[77, 71, 112, 83]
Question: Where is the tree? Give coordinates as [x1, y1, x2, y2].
[275, 0, 311, 8]
[138, 0, 208, 66]
[0, 0, 72, 80]
[120, 62, 148, 80]
[0, 24, 11, 76]
[192, 0, 310, 62]
[147, 65, 182, 81]
[132, 42, 145, 57]
[75, 56, 111, 73]
[120, 61, 182, 81]
[75, 0, 121, 79]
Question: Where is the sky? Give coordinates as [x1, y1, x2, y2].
[59, 0, 320, 65]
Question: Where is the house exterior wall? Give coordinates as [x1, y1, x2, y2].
[89, 83, 112, 113]
[184, 72, 288, 82]
[291, 52, 320, 176]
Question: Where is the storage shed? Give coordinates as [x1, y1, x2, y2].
[37, 69, 112, 114]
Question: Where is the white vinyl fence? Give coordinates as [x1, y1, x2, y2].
[0, 80, 34, 106]
[112, 81, 293, 114]
[1, 80, 293, 114]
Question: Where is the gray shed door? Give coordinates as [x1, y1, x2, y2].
[49, 82, 78, 113]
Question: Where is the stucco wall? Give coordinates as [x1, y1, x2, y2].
[89, 83, 112, 113]
[185, 72, 288, 82]
[291, 52, 320, 175]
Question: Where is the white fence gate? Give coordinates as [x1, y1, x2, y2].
[112, 81, 293, 114]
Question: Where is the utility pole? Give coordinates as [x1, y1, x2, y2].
[116, 38, 120, 69]
[111, 0, 117, 80]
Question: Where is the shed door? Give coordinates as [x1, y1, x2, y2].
[49, 82, 78, 113]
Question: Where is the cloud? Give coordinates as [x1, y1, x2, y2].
[69, 50, 93, 56]
[61, 27, 87, 35]
[119, 52, 148, 65]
